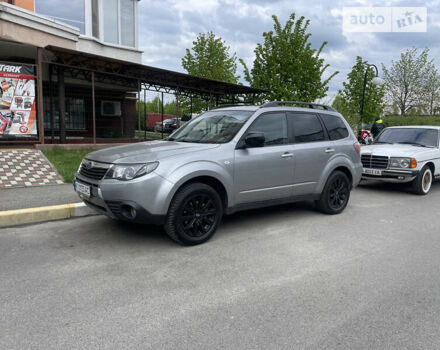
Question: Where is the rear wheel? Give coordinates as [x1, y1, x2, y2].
[412, 165, 432, 195]
[164, 183, 223, 245]
[316, 171, 351, 214]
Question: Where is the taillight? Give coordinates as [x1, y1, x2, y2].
[172, 124, 177, 128]
[354, 142, 361, 155]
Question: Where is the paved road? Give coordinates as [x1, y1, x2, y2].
[1, 181, 440, 349]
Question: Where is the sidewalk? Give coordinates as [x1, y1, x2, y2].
[0, 184, 80, 211]
[0, 184, 96, 228]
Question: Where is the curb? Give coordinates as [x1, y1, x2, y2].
[0, 203, 98, 228]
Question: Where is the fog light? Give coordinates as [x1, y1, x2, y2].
[121, 205, 136, 220]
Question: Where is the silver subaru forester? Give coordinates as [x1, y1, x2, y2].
[74, 102, 362, 245]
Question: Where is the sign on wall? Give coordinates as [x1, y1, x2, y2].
[0, 62, 37, 137]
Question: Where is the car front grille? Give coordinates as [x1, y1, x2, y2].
[79, 162, 109, 180]
[361, 154, 389, 169]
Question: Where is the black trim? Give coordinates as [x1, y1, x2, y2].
[226, 194, 321, 215]
[104, 200, 165, 225]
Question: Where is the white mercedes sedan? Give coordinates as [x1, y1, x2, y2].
[361, 126, 440, 195]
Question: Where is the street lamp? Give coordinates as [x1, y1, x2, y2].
[360, 64, 384, 127]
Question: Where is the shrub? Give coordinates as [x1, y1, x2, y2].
[383, 115, 440, 127]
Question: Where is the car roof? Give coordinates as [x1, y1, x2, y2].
[212, 105, 342, 116]
[387, 125, 440, 130]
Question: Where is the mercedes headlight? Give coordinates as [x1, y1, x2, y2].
[105, 162, 159, 181]
[389, 157, 411, 168]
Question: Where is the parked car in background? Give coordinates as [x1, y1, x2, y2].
[154, 118, 179, 133]
[361, 126, 440, 195]
[145, 113, 176, 131]
[74, 101, 362, 245]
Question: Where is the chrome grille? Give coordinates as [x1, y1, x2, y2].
[361, 154, 389, 169]
[79, 161, 110, 180]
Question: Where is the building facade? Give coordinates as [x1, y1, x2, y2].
[0, 0, 263, 145]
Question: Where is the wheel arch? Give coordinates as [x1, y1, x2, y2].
[174, 176, 229, 212]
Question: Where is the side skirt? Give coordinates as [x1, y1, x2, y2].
[226, 194, 321, 215]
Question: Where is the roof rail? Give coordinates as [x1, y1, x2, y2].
[261, 101, 336, 112]
[212, 103, 255, 110]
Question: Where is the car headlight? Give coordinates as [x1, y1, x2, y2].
[389, 157, 411, 168]
[104, 162, 159, 181]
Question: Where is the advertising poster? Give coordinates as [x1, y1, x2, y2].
[0, 62, 37, 138]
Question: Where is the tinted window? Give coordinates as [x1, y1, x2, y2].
[247, 113, 288, 146]
[321, 114, 349, 140]
[376, 128, 438, 147]
[289, 113, 325, 143]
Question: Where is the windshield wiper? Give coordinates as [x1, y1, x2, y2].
[374, 141, 393, 144]
[396, 142, 432, 148]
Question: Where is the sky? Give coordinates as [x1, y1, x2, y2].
[138, 0, 440, 100]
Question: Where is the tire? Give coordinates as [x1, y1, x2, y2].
[412, 165, 433, 195]
[164, 183, 223, 245]
[316, 171, 351, 215]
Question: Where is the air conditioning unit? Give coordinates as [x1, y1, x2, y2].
[101, 100, 121, 116]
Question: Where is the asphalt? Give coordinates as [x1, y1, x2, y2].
[0, 184, 80, 211]
[1, 181, 440, 349]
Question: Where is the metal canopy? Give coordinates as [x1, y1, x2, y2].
[43, 46, 266, 98]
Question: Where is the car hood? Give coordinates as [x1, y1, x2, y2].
[361, 144, 434, 157]
[85, 141, 220, 164]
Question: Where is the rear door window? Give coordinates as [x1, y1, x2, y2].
[288, 112, 326, 143]
[321, 114, 349, 140]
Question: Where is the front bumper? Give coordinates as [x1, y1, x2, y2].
[362, 169, 419, 183]
[74, 172, 170, 225]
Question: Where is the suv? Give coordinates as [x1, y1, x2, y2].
[74, 101, 362, 245]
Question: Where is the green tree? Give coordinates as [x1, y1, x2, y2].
[181, 31, 239, 113]
[339, 56, 385, 130]
[422, 61, 440, 115]
[382, 47, 431, 115]
[182, 31, 239, 83]
[240, 13, 338, 102]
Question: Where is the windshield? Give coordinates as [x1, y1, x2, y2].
[168, 110, 253, 143]
[375, 128, 438, 147]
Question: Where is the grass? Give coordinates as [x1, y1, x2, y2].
[135, 131, 168, 140]
[43, 147, 95, 183]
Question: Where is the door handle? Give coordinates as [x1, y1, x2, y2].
[281, 152, 293, 158]
[325, 148, 335, 153]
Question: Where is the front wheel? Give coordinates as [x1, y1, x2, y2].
[164, 183, 223, 245]
[412, 165, 433, 195]
[316, 171, 351, 214]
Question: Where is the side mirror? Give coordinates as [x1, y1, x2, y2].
[181, 114, 192, 122]
[244, 132, 265, 148]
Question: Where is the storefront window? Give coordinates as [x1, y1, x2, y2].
[35, 0, 85, 34]
[44, 97, 86, 130]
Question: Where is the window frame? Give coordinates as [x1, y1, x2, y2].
[319, 113, 349, 141]
[287, 111, 329, 144]
[237, 111, 289, 148]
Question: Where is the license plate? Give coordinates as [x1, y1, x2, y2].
[74, 180, 91, 198]
[363, 168, 382, 176]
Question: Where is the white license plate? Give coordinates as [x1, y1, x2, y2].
[363, 168, 382, 176]
[75, 181, 91, 198]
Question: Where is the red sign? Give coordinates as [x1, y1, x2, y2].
[0, 62, 37, 137]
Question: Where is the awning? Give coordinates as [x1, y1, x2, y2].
[43, 45, 266, 98]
